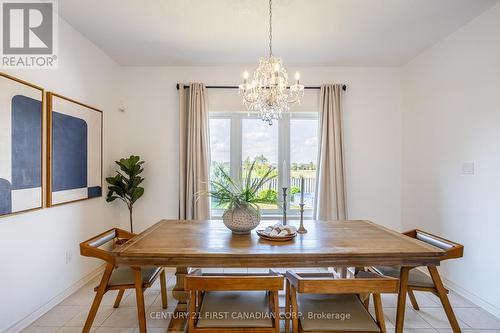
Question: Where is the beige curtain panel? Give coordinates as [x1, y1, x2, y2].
[178, 83, 210, 220]
[314, 84, 347, 220]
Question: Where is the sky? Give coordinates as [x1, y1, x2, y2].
[209, 117, 318, 165]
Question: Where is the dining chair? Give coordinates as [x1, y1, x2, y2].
[285, 270, 399, 333]
[184, 269, 284, 333]
[372, 229, 464, 333]
[79, 228, 168, 333]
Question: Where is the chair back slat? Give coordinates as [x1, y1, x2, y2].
[185, 275, 284, 291]
[287, 271, 399, 294]
[299, 277, 398, 294]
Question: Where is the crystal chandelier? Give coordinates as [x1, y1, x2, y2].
[239, 0, 304, 125]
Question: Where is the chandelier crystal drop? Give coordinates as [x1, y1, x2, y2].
[239, 0, 304, 125]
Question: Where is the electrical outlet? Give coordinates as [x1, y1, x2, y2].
[65, 250, 72, 264]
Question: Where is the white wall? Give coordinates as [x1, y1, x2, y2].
[0, 18, 121, 332]
[116, 66, 403, 232]
[402, 2, 500, 315]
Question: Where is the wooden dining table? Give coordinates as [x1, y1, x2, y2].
[112, 219, 446, 333]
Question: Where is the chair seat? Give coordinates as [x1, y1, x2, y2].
[374, 266, 435, 288]
[298, 294, 380, 332]
[196, 291, 274, 328]
[105, 266, 161, 287]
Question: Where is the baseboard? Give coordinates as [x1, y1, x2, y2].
[3, 264, 105, 333]
[439, 273, 500, 319]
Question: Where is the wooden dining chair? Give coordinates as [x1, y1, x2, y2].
[373, 229, 464, 333]
[184, 269, 284, 333]
[285, 270, 399, 333]
[79, 228, 168, 333]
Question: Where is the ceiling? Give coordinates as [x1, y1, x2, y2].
[58, 0, 499, 66]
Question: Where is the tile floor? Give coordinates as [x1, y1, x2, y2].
[21, 268, 500, 333]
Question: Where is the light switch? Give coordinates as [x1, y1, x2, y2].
[462, 162, 474, 175]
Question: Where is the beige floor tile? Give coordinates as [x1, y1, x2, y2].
[64, 305, 114, 327]
[33, 306, 84, 327]
[409, 292, 442, 308]
[100, 307, 139, 328]
[378, 292, 440, 309]
[401, 329, 439, 333]
[133, 328, 167, 333]
[380, 293, 400, 308]
[20, 266, 500, 333]
[151, 290, 174, 307]
[21, 326, 60, 333]
[385, 306, 433, 328]
[94, 327, 135, 333]
[447, 292, 478, 308]
[166, 276, 176, 289]
[454, 308, 500, 329]
[61, 289, 132, 307]
[56, 327, 96, 333]
[415, 307, 470, 329]
[119, 290, 159, 307]
[146, 306, 173, 328]
[368, 306, 394, 328]
[436, 329, 479, 333]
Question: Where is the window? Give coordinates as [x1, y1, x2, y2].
[209, 112, 318, 218]
[242, 118, 279, 211]
[290, 118, 318, 215]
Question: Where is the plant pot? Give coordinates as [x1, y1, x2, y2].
[222, 206, 260, 234]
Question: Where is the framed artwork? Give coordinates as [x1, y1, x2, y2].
[0, 72, 45, 217]
[46, 92, 103, 206]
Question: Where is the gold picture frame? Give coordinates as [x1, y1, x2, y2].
[46, 92, 103, 207]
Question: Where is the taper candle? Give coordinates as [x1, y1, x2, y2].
[300, 176, 305, 204]
[282, 160, 287, 187]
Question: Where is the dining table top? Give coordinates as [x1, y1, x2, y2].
[112, 219, 445, 267]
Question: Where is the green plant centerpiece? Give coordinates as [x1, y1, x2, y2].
[106, 155, 145, 233]
[204, 160, 277, 234]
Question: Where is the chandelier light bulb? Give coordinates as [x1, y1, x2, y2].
[243, 70, 249, 80]
[295, 72, 300, 83]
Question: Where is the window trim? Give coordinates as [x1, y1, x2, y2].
[209, 111, 318, 220]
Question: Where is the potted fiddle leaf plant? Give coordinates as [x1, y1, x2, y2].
[106, 155, 145, 233]
[201, 160, 277, 234]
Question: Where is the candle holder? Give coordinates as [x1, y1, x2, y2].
[282, 187, 287, 226]
[297, 203, 308, 234]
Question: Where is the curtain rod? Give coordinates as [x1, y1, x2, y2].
[176, 83, 347, 91]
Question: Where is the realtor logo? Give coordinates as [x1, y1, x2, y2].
[1, 0, 58, 68]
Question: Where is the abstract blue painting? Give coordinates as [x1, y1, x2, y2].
[1, 74, 44, 217]
[48, 93, 102, 206]
[52, 112, 88, 192]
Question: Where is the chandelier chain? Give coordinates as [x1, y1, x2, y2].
[269, 0, 272, 56]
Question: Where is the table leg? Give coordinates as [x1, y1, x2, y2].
[133, 267, 147, 333]
[395, 267, 410, 333]
[169, 267, 190, 332]
[172, 266, 189, 310]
